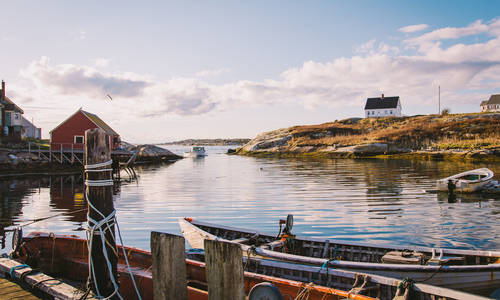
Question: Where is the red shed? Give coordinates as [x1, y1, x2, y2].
[50, 109, 121, 150]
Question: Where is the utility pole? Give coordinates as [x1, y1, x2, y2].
[438, 85, 441, 115]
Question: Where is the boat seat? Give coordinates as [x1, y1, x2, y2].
[381, 251, 424, 265]
[427, 248, 465, 265]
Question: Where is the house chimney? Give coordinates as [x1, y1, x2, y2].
[381, 93, 384, 99]
[1, 80, 4, 100]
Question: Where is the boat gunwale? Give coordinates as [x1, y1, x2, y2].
[182, 217, 500, 259]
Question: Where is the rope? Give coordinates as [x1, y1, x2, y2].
[294, 282, 313, 300]
[84, 159, 142, 300]
[10, 264, 30, 279]
[85, 160, 113, 170]
[315, 259, 335, 285]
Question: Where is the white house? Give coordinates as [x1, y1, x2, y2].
[480, 94, 500, 112]
[22, 117, 42, 139]
[364, 95, 402, 118]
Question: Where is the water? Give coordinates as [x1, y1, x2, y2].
[1, 145, 499, 253]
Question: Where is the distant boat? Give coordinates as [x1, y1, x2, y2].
[184, 146, 207, 158]
[436, 168, 494, 193]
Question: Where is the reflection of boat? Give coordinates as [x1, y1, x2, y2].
[184, 146, 207, 158]
[436, 168, 494, 193]
[12, 232, 484, 300]
[180, 216, 500, 295]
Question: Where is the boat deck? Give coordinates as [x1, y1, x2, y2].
[0, 277, 41, 300]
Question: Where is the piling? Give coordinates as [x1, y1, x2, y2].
[85, 128, 118, 298]
[204, 239, 245, 300]
[151, 231, 188, 300]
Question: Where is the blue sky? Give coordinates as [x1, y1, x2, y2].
[1, 1, 499, 143]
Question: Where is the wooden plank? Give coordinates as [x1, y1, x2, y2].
[151, 231, 187, 300]
[0, 257, 91, 300]
[85, 128, 117, 299]
[204, 239, 244, 300]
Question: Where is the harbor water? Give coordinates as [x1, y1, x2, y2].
[1, 145, 499, 252]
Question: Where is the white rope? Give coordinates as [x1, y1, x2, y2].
[85, 179, 114, 187]
[85, 160, 142, 300]
[85, 160, 113, 170]
[86, 168, 113, 172]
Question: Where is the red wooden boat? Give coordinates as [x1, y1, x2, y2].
[13, 232, 380, 300]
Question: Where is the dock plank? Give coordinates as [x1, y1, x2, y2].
[0, 258, 93, 300]
[0, 278, 41, 300]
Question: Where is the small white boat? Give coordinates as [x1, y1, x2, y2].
[436, 168, 494, 193]
[183, 146, 207, 158]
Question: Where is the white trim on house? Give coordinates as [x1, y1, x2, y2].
[74, 135, 84, 144]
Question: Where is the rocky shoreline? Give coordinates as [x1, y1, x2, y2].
[0, 144, 182, 177]
[235, 113, 500, 162]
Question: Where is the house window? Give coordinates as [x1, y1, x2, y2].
[367, 111, 370, 116]
[14, 113, 19, 120]
[390, 110, 393, 114]
[74, 135, 84, 144]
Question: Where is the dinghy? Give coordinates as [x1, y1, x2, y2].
[180, 216, 500, 296]
[11, 232, 488, 300]
[436, 168, 494, 193]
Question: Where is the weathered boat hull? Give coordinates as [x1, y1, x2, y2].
[436, 168, 494, 192]
[14, 232, 392, 300]
[179, 217, 500, 296]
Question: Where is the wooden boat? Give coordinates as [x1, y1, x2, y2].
[436, 168, 494, 192]
[179, 217, 500, 296]
[12, 232, 487, 300]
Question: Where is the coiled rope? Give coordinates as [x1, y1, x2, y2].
[85, 159, 142, 300]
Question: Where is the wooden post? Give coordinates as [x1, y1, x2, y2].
[38, 143, 40, 159]
[71, 144, 74, 164]
[204, 240, 245, 300]
[60, 143, 63, 164]
[85, 128, 118, 299]
[150, 232, 187, 300]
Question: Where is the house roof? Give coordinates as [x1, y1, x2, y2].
[81, 110, 119, 136]
[480, 100, 488, 106]
[487, 94, 500, 105]
[1, 95, 24, 114]
[364, 96, 399, 110]
[50, 108, 119, 136]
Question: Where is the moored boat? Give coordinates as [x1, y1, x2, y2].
[436, 168, 494, 193]
[11, 232, 487, 300]
[184, 146, 207, 158]
[179, 216, 500, 296]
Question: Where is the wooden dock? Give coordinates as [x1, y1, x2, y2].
[0, 277, 41, 300]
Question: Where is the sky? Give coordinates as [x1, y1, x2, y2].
[1, 1, 500, 143]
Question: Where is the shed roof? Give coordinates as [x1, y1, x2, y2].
[487, 94, 500, 105]
[50, 108, 119, 136]
[81, 110, 119, 136]
[364, 96, 399, 110]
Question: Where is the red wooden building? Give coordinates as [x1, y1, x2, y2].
[50, 108, 121, 150]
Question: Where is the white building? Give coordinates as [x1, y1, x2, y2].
[364, 95, 402, 118]
[480, 94, 500, 112]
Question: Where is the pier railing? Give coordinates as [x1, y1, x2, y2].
[26, 142, 84, 165]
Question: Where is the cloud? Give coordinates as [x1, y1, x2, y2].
[21, 56, 149, 98]
[17, 17, 500, 120]
[405, 20, 489, 48]
[398, 24, 429, 33]
[195, 68, 229, 77]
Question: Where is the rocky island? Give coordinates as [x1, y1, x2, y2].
[236, 113, 500, 162]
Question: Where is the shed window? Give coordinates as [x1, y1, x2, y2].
[74, 136, 84, 144]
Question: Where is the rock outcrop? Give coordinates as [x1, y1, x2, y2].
[236, 113, 500, 161]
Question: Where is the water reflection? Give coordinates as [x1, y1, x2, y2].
[0, 147, 499, 253]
